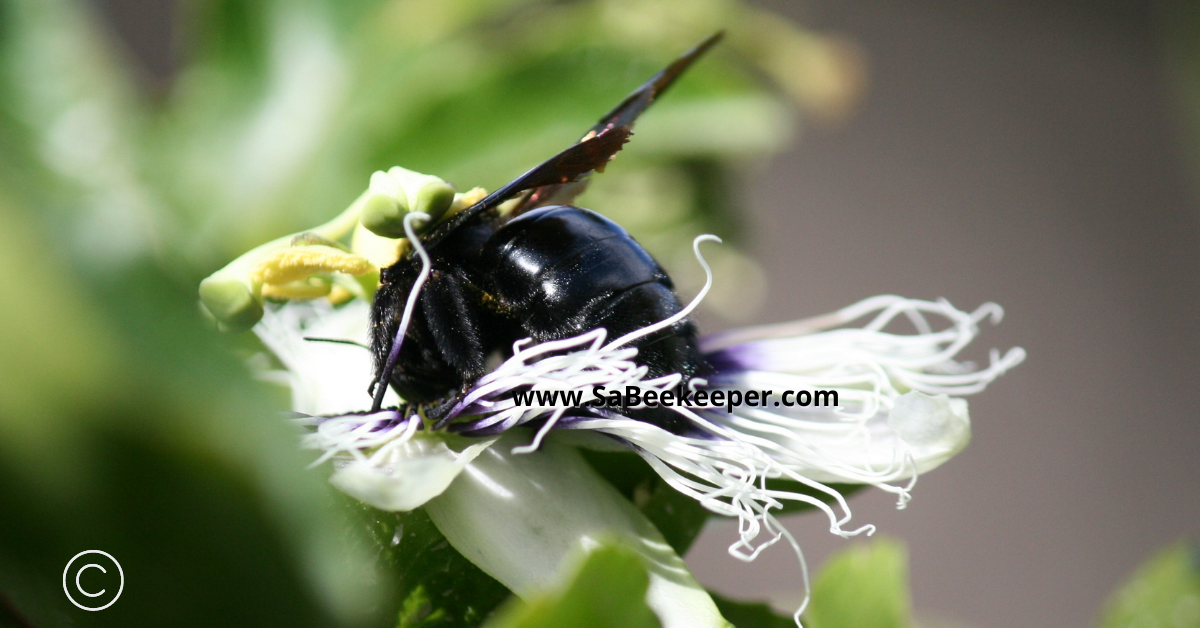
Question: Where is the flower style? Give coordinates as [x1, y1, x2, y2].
[206, 171, 1024, 628]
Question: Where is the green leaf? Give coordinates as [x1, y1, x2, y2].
[354, 505, 512, 628]
[709, 591, 795, 628]
[483, 544, 661, 628]
[805, 538, 912, 628]
[1098, 540, 1200, 628]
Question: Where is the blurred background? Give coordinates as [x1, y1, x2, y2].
[683, 3, 1200, 628]
[1, 0, 1197, 627]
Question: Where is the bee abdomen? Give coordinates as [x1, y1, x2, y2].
[481, 206, 667, 329]
[475, 205, 706, 389]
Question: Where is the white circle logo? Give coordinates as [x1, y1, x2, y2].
[63, 551, 123, 611]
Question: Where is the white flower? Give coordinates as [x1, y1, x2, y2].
[250, 220, 1024, 627]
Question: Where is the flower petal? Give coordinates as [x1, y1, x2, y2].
[425, 430, 731, 628]
[888, 390, 970, 471]
[330, 436, 495, 511]
[254, 299, 398, 415]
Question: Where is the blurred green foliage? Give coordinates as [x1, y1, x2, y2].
[482, 544, 661, 628]
[1098, 540, 1200, 628]
[705, 539, 915, 628]
[0, 0, 863, 626]
[805, 538, 912, 628]
[1159, 0, 1200, 203]
[704, 537, 1200, 628]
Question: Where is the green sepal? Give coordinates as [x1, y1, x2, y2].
[352, 504, 512, 628]
[709, 591, 795, 628]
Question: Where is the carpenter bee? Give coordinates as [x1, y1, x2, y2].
[370, 34, 723, 433]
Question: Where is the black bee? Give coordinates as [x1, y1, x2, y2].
[369, 34, 723, 433]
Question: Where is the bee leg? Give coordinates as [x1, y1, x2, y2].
[425, 393, 465, 431]
[420, 269, 490, 382]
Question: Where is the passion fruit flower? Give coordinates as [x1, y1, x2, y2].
[207, 172, 1024, 628]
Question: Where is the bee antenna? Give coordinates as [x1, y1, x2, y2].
[303, 336, 370, 350]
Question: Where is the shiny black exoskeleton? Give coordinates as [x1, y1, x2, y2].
[369, 34, 722, 432]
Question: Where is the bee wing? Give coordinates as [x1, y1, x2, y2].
[423, 126, 633, 247]
[514, 31, 725, 212]
[423, 32, 722, 247]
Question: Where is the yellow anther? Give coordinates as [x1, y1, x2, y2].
[251, 246, 376, 286]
